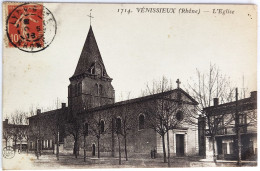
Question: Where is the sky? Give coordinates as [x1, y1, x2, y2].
[2, 3, 257, 118]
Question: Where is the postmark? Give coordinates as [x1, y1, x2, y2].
[6, 3, 57, 53]
[2, 146, 15, 159]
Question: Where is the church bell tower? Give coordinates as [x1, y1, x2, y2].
[68, 25, 115, 117]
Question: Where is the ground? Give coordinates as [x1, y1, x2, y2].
[2, 152, 257, 169]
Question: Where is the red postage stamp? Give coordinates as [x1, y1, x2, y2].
[6, 3, 56, 53]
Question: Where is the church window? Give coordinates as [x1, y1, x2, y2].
[96, 63, 102, 77]
[77, 82, 82, 96]
[95, 84, 99, 95]
[84, 123, 88, 136]
[176, 111, 184, 121]
[90, 66, 95, 74]
[139, 114, 145, 130]
[116, 117, 122, 134]
[99, 85, 103, 96]
[100, 120, 105, 133]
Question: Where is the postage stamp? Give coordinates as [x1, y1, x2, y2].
[5, 3, 57, 53]
[2, 146, 15, 159]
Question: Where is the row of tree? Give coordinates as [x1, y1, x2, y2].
[3, 64, 256, 167]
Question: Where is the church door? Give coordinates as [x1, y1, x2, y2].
[176, 134, 184, 156]
[92, 144, 95, 156]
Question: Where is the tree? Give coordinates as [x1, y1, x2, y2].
[188, 63, 235, 162]
[87, 110, 110, 158]
[114, 92, 136, 161]
[2, 116, 12, 147]
[9, 110, 27, 153]
[46, 109, 66, 160]
[142, 76, 172, 163]
[28, 109, 50, 159]
[143, 76, 198, 167]
[65, 115, 84, 158]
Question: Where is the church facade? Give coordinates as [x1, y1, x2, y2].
[28, 25, 201, 158]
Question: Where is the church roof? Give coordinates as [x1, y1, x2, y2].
[80, 88, 199, 114]
[72, 26, 109, 78]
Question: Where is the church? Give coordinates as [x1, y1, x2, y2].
[28, 24, 201, 158]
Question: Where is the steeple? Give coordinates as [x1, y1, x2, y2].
[68, 23, 115, 116]
[71, 26, 110, 79]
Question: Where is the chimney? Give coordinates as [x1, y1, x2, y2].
[4, 119, 8, 124]
[37, 109, 41, 115]
[62, 103, 66, 109]
[213, 98, 219, 106]
[250, 91, 257, 101]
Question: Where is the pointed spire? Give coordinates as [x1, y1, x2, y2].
[72, 26, 109, 78]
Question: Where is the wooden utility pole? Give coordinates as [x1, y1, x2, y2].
[235, 88, 242, 166]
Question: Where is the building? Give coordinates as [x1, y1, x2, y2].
[202, 91, 257, 161]
[27, 25, 201, 158]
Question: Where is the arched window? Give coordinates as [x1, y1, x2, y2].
[139, 114, 145, 130]
[84, 123, 88, 136]
[100, 120, 105, 133]
[96, 63, 102, 77]
[95, 84, 99, 95]
[116, 117, 121, 134]
[99, 85, 103, 96]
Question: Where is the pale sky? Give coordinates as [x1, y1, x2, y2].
[2, 3, 257, 117]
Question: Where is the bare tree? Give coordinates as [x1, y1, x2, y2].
[87, 110, 111, 158]
[114, 92, 137, 161]
[143, 76, 198, 167]
[9, 110, 27, 153]
[143, 76, 172, 163]
[65, 116, 84, 158]
[28, 109, 49, 159]
[188, 63, 235, 162]
[46, 109, 66, 160]
[2, 116, 12, 147]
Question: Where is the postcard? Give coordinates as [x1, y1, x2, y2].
[2, 2, 257, 169]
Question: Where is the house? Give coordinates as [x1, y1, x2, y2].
[202, 91, 257, 161]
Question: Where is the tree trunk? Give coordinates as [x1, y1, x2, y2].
[26, 139, 29, 155]
[212, 136, 217, 163]
[167, 130, 170, 167]
[39, 139, 42, 156]
[162, 134, 167, 163]
[124, 135, 128, 161]
[14, 139, 17, 153]
[74, 138, 79, 158]
[118, 135, 121, 165]
[53, 137, 55, 154]
[56, 132, 59, 160]
[84, 135, 86, 162]
[112, 118, 115, 157]
[97, 138, 100, 158]
[20, 140, 22, 153]
[36, 139, 39, 159]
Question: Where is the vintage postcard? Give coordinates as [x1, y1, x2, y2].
[2, 2, 257, 170]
